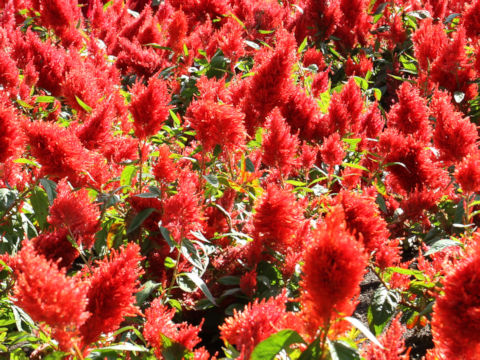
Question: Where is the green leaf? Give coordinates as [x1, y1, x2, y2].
[16, 99, 33, 108]
[342, 162, 369, 172]
[13, 158, 40, 167]
[40, 178, 57, 205]
[30, 187, 49, 229]
[444, 13, 461, 24]
[136, 280, 160, 306]
[144, 43, 174, 51]
[298, 337, 321, 360]
[159, 226, 177, 251]
[250, 330, 305, 360]
[120, 165, 137, 187]
[179, 272, 217, 306]
[328, 340, 361, 360]
[298, 37, 308, 54]
[161, 334, 194, 360]
[244, 40, 260, 50]
[203, 174, 219, 188]
[376, 194, 388, 214]
[169, 109, 181, 127]
[388, 267, 425, 280]
[89, 343, 148, 354]
[35, 96, 56, 103]
[369, 286, 400, 335]
[245, 157, 255, 172]
[353, 76, 368, 91]
[344, 317, 383, 349]
[44, 352, 68, 360]
[75, 95, 92, 113]
[127, 208, 156, 234]
[424, 239, 462, 256]
[164, 256, 176, 268]
[180, 238, 204, 270]
[218, 276, 240, 286]
[134, 192, 159, 198]
[0, 189, 17, 213]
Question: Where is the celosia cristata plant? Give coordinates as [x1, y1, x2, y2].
[0, 0, 479, 359]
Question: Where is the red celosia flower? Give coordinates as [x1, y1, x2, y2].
[295, 0, 341, 43]
[360, 102, 384, 139]
[220, 291, 301, 360]
[239, 269, 257, 297]
[431, 90, 477, 164]
[362, 314, 410, 360]
[161, 171, 204, 242]
[33, 0, 81, 33]
[281, 87, 324, 141]
[463, 0, 480, 39]
[31, 228, 78, 269]
[327, 77, 364, 136]
[240, 29, 297, 132]
[303, 48, 326, 70]
[412, 19, 448, 73]
[320, 133, 345, 169]
[399, 187, 443, 224]
[166, 10, 188, 53]
[252, 183, 303, 256]
[12, 241, 89, 350]
[431, 246, 480, 359]
[79, 243, 144, 347]
[215, 18, 245, 66]
[130, 77, 171, 139]
[186, 99, 246, 154]
[0, 96, 22, 163]
[116, 37, 165, 78]
[48, 178, 100, 249]
[153, 144, 178, 184]
[429, 27, 477, 101]
[11, 30, 67, 96]
[144, 298, 205, 358]
[300, 208, 367, 335]
[387, 82, 431, 143]
[23, 120, 107, 187]
[345, 52, 372, 78]
[311, 69, 330, 97]
[335, 190, 390, 256]
[335, 0, 371, 49]
[61, 52, 117, 113]
[455, 153, 480, 193]
[378, 129, 449, 194]
[261, 108, 299, 176]
[0, 50, 19, 96]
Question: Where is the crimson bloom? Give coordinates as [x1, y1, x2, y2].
[455, 153, 480, 193]
[144, 298, 206, 359]
[261, 107, 299, 176]
[23, 120, 107, 187]
[252, 183, 303, 256]
[79, 243, 144, 347]
[186, 99, 246, 154]
[220, 291, 301, 360]
[431, 246, 480, 359]
[300, 208, 367, 335]
[11, 241, 88, 351]
[130, 77, 172, 139]
[47, 178, 100, 249]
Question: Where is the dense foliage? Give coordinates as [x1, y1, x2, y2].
[0, 0, 479, 359]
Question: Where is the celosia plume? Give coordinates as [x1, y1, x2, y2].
[220, 291, 301, 360]
[12, 241, 89, 351]
[79, 243, 144, 347]
[300, 208, 367, 335]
